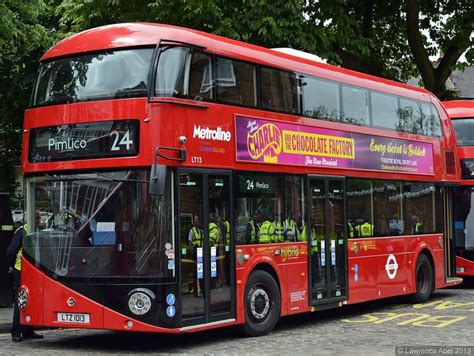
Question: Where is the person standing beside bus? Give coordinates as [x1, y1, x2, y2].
[6, 216, 43, 342]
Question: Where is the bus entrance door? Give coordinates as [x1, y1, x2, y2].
[178, 170, 234, 328]
[308, 177, 348, 305]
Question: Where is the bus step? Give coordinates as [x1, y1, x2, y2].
[446, 277, 463, 285]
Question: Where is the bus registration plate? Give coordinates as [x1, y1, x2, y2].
[57, 312, 90, 324]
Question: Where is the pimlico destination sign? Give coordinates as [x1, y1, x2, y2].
[235, 115, 434, 175]
[28, 120, 139, 163]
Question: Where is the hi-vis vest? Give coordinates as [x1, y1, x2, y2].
[191, 227, 203, 248]
[14, 224, 27, 271]
[348, 223, 355, 238]
[310, 228, 319, 253]
[356, 222, 374, 237]
[209, 222, 220, 247]
[273, 221, 284, 243]
[259, 221, 275, 244]
[224, 220, 230, 246]
[298, 222, 307, 242]
[414, 222, 423, 234]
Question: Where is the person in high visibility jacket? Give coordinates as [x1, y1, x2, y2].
[246, 210, 261, 244]
[411, 215, 424, 234]
[273, 216, 285, 243]
[188, 215, 203, 248]
[347, 220, 356, 238]
[284, 214, 297, 242]
[6, 219, 43, 342]
[208, 215, 221, 247]
[259, 215, 275, 244]
[222, 219, 231, 251]
[188, 215, 203, 297]
[355, 218, 374, 237]
[297, 218, 307, 242]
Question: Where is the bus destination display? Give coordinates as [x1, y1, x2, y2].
[28, 120, 139, 162]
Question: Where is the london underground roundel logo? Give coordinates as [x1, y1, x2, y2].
[385, 254, 398, 280]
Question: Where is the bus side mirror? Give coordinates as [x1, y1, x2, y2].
[149, 164, 167, 196]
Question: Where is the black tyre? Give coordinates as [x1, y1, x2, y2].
[411, 253, 434, 303]
[241, 270, 280, 337]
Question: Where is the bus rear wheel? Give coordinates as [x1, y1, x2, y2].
[411, 253, 434, 303]
[241, 270, 280, 337]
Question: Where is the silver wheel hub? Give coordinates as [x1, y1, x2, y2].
[250, 288, 270, 319]
[128, 292, 152, 315]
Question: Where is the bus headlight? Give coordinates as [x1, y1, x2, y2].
[18, 288, 28, 310]
[128, 288, 154, 316]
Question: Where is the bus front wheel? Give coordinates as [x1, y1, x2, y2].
[411, 253, 434, 303]
[241, 270, 280, 337]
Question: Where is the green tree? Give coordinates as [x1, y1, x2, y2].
[57, 0, 473, 99]
[0, 1, 55, 197]
[304, 0, 474, 99]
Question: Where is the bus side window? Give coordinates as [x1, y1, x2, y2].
[260, 67, 300, 115]
[155, 46, 191, 97]
[216, 58, 257, 107]
[189, 52, 213, 101]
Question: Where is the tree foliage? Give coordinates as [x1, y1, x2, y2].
[0, 0, 55, 196]
[0, 0, 472, 198]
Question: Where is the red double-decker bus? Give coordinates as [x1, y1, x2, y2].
[444, 100, 474, 277]
[20, 23, 461, 336]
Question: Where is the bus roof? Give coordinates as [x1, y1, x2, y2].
[42, 23, 434, 102]
[443, 100, 474, 119]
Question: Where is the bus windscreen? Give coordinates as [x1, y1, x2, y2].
[452, 118, 474, 146]
[32, 48, 153, 107]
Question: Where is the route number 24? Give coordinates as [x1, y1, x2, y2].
[110, 130, 133, 151]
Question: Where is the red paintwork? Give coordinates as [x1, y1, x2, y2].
[456, 255, 474, 277]
[21, 23, 462, 334]
[443, 100, 474, 277]
[348, 235, 446, 303]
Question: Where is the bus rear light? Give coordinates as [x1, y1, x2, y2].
[25, 316, 31, 322]
[18, 288, 28, 310]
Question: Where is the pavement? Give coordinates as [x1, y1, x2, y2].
[0, 305, 12, 334]
[0, 284, 473, 354]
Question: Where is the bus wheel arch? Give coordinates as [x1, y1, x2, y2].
[411, 250, 435, 303]
[241, 264, 281, 337]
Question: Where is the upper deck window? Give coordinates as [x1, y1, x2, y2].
[155, 46, 192, 97]
[371, 92, 398, 130]
[261, 67, 300, 114]
[341, 85, 369, 126]
[32, 48, 153, 107]
[216, 58, 257, 107]
[451, 118, 474, 146]
[302, 76, 340, 121]
[398, 99, 441, 137]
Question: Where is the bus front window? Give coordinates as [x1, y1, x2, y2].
[452, 118, 474, 147]
[32, 48, 153, 107]
[23, 169, 174, 280]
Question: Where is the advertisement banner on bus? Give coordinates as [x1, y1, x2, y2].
[235, 116, 434, 175]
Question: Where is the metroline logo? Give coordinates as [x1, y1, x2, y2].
[193, 125, 231, 142]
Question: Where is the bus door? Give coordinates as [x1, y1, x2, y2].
[308, 176, 348, 305]
[177, 169, 234, 327]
